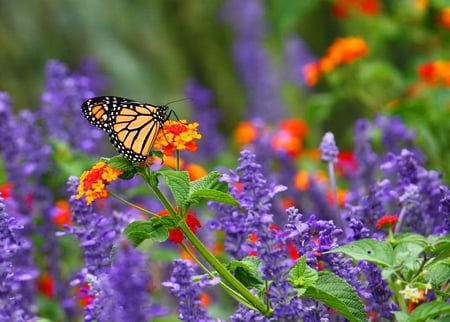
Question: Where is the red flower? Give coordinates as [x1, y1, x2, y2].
[376, 215, 398, 229]
[157, 209, 202, 244]
[36, 272, 55, 298]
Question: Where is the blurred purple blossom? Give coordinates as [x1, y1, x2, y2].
[163, 259, 219, 321]
[184, 80, 226, 160]
[96, 241, 168, 322]
[65, 176, 137, 321]
[284, 35, 316, 86]
[39, 59, 107, 155]
[0, 196, 37, 321]
[222, 0, 286, 121]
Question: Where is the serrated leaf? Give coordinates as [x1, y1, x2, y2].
[289, 256, 318, 291]
[158, 169, 190, 207]
[327, 239, 394, 267]
[409, 301, 450, 322]
[303, 271, 367, 322]
[228, 257, 264, 290]
[189, 171, 223, 193]
[188, 189, 238, 206]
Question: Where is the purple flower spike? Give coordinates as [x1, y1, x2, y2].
[163, 259, 218, 321]
[319, 132, 339, 164]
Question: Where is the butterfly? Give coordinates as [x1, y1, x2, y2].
[82, 96, 173, 162]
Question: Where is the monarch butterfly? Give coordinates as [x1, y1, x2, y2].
[82, 96, 173, 162]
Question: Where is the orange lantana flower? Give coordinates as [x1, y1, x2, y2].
[418, 61, 450, 87]
[154, 120, 202, 156]
[76, 162, 123, 205]
[304, 37, 369, 86]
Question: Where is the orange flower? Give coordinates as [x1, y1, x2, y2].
[51, 200, 73, 227]
[304, 37, 369, 86]
[279, 118, 309, 139]
[234, 121, 259, 146]
[327, 37, 369, 65]
[303, 62, 321, 86]
[185, 163, 207, 181]
[418, 61, 450, 86]
[271, 130, 303, 158]
[326, 188, 348, 207]
[76, 162, 123, 205]
[437, 8, 450, 29]
[153, 120, 202, 156]
[332, 0, 380, 19]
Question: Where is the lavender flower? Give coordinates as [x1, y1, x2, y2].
[184, 80, 226, 160]
[209, 150, 286, 258]
[319, 132, 339, 164]
[96, 241, 168, 322]
[65, 176, 136, 321]
[381, 149, 446, 235]
[163, 259, 219, 321]
[359, 261, 397, 319]
[283, 35, 316, 86]
[222, 0, 286, 121]
[39, 59, 106, 155]
[0, 196, 37, 321]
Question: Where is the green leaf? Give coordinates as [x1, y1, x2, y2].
[227, 257, 264, 290]
[158, 169, 190, 207]
[327, 239, 395, 267]
[303, 271, 367, 322]
[394, 233, 428, 247]
[106, 155, 138, 179]
[189, 171, 225, 193]
[124, 219, 171, 246]
[289, 256, 318, 295]
[394, 242, 424, 270]
[409, 301, 450, 322]
[188, 189, 239, 206]
[186, 171, 238, 206]
[425, 264, 450, 289]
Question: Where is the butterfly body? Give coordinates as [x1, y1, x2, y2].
[82, 96, 170, 162]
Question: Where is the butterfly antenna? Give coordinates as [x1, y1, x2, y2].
[164, 97, 193, 106]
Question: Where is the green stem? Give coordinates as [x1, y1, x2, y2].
[179, 243, 254, 309]
[108, 190, 155, 217]
[179, 220, 271, 317]
[145, 175, 271, 317]
[176, 150, 181, 171]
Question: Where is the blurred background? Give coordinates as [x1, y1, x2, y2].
[0, 0, 449, 179]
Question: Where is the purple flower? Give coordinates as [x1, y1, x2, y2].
[0, 196, 37, 321]
[222, 0, 286, 121]
[209, 150, 286, 259]
[39, 59, 107, 155]
[65, 176, 136, 321]
[163, 259, 219, 321]
[359, 261, 397, 319]
[381, 149, 447, 235]
[283, 35, 316, 86]
[319, 132, 339, 164]
[184, 80, 226, 160]
[96, 241, 168, 322]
